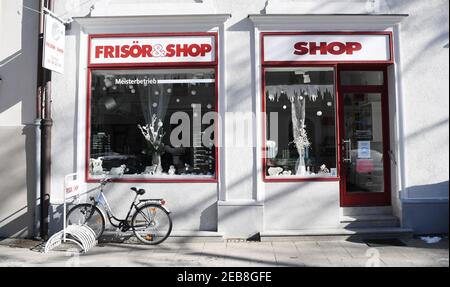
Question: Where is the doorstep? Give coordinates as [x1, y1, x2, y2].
[339, 214, 400, 228]
[260, 227, 413, 242]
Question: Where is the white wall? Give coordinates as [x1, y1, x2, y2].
[264, 182, 340, 230]
[0, 0, 447, 238]
[393, 0, 449, 198]
[49, 0, 450, 236]
[0, 0, 39, 238]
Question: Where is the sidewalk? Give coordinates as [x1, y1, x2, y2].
[0, 237, 448, 267]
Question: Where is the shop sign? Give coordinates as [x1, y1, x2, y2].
[64, 174, 85, 197]
[263, 33, 392, 63]
[42, 14, 65, 74]
[90, 35, 215, 65]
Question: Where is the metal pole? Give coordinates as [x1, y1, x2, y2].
[39, 0, 53, 240]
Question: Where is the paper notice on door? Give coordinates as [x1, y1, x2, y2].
[357, 141, 371, 159]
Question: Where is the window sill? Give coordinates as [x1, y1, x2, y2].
[263, 176, 340, 182]
[86, 175, 217, 183]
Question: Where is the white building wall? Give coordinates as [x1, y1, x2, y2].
[390, 0, 449, 233]
[0, 0, 39, 238]
[0, 0, 447, 238]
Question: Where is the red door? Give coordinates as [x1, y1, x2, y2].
[338, 66, 391, 206]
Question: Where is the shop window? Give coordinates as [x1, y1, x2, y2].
[88, 68, 216, 180]
[264, 67, 337, 179]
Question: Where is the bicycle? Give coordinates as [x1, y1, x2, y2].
[66, 178, 172, 245]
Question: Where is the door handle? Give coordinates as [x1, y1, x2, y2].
[342, 139, 351, 163]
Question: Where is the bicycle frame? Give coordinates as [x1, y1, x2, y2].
[94, 190, 140, 228]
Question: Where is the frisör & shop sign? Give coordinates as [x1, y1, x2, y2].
[89, 34, 216, 65]
[262, 32, 392, 63]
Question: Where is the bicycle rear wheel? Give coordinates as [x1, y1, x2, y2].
[132, 204, 172, 245]
[66, 203, 105, 239]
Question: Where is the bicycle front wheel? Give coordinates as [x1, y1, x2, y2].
[66, 203, 105, 239]
[132, 204, 172, 245]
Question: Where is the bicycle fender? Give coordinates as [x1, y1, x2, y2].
[141, 202, 171, 214]
[92, 202, 108, 220]
[159, 204, 171, 214]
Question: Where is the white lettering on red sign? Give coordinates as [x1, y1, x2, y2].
[263, 34, 391, 62]
[90, 35, 215, 65]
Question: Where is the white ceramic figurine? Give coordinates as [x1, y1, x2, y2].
[90, 157, 103, 175]
[109, 164, 127, 176]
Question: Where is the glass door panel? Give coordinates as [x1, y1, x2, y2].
[342, 93, 384, 193]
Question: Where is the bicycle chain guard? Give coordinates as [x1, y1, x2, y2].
[118, 221, 131, 232]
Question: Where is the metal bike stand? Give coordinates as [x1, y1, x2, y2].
[44, 173, 97, 253]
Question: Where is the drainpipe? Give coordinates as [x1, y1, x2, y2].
[36, 0, 53, 240]
[33, 117, 41, 238]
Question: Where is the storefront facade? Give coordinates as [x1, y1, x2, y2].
[0, 0, 448, 239]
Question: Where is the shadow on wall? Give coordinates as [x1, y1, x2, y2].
[407, 181, 449, 199]
[0, 207, 29, 239]
[0, 0, 39, 239]
[199, 202, 217, 231]
[0, 0, 38, 118]
[0, 123, 37, 238]
[402, 181, 449, 235]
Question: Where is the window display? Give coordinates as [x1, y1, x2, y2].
[264, 68, 337, 179]
[88, 68, 216, 180]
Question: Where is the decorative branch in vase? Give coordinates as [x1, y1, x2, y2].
[292, 122, 311, 175]
[138, 114, 165, 175]
[290, 94, 310, 176]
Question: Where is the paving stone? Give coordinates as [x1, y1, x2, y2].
[272, 242, 306, 267]
[294, 241, 331, 266]
[317, 241, 353, 265]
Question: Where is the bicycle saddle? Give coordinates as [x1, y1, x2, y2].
[131, 187, 146, 195]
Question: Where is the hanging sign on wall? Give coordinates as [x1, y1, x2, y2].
[262, 32, 392, 63]
[89, 34, 216, 65]
[42, 14, 65, 74]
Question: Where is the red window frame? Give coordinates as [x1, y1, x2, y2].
[260, 31, 393, 183]
[86, 32, 219, 183]
[262, 64, 341, 182]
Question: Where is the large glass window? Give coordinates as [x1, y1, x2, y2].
[88, 68, 216, 180]
[264, 67, 337, 178]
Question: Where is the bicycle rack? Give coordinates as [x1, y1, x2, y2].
[44, 173, 98, 253]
